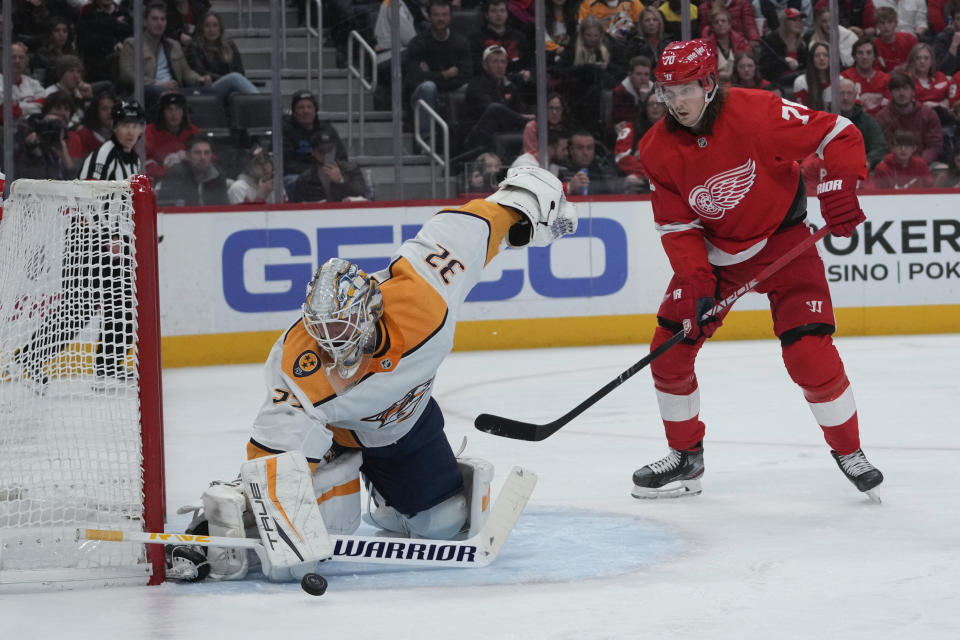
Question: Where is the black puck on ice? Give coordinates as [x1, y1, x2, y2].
[301, 572, 328, 596]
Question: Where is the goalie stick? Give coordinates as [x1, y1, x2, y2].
[77, 466, 536, 572]
[475, 225, 832, 441]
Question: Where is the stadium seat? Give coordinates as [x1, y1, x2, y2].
[229, 94, 275, 138]
[451, 9, 482, 37]
[184, 94, 231, 138]
[492, 132, 524, 164]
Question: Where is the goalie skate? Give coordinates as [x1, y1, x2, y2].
[631, 445, 704, 499]
[831, 448, 883, 503]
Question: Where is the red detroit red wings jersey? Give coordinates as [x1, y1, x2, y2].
[637, 88, 866, 281]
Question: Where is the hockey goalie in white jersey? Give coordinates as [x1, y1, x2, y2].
[176, 167, 577, 581]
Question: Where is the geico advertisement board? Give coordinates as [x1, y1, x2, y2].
[157, 195, 960, 338]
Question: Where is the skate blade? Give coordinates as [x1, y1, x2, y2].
[631, 478, 702, 500]
[865, 489, 882, 504]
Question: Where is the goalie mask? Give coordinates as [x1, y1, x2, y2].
[302, 258, 383, 392]
[654, 40, 719, 127]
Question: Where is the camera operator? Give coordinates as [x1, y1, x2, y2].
[15, 91, 78, 179]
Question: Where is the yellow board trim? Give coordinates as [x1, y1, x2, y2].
[160, 305, 960, 368]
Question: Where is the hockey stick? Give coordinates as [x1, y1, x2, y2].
[77, 466, 536, 571]
[475, 225, 832, 441]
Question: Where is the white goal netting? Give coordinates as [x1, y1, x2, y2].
[0, 178, 163, 590]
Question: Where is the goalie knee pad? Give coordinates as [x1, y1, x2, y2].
[405, 492, 468, 539]
[311, 448, 362, 535]
[362, 457, 493, 539]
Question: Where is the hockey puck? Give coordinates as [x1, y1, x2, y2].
[300, 572, 328, 596]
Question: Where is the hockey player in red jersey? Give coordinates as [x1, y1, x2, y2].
[631, 40, 884, 501]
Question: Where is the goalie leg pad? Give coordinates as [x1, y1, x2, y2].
[201, 481, 251, 581]
[312, 449, 362, 535]
[241, 451, 334, 582]
[457, 457, 494, 537]
[405, 492, 467, 539]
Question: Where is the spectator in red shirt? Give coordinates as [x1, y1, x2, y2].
[144, 91, 201, 179]
[841, 37, 890, 114]
[871, 129, 934, 188]
[611, 55, 654, 125]
[470, 0, 531, 80]
[704, 6, 751, 83]
[875, 71, 943, 164]
[698, 0, 760, 43]
[949, 70, 960, 110]
[613, 92, 666, 191]
[905, 43, 950, 109]
[874, 6, 917, 72]
[66, 89, 116, 160]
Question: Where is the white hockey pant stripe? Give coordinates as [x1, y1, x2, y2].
[807, 384, 856, 427]
[656, 387, 700, 423]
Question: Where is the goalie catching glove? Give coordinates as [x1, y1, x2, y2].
[486, 166, 578, 247]
[817, 174, 866, 238]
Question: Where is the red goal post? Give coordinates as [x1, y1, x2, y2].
[0, 175, 166, 589]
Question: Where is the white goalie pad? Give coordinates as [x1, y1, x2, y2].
[458, 457, 494, 538]
[311, 449, 362, 535]
[240, 451, 334, 581]
[201, 481, 250, 580]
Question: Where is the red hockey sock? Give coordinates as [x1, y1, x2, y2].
[782, 334, 861, 454]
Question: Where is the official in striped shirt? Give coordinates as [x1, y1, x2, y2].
[78, 99, 146, 180]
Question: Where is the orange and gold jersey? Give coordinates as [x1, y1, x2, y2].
[248, 200, 520, 463]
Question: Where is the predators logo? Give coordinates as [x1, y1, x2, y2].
[293, 350, 321, 377]
[361, 379, 433, 429]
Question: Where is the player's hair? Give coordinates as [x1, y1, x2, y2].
[875, 6, 897, 24]
[891, 129, 917, 148]
[663, 84, 728, 135]
[851, 35, 876, 61]
[484, 0, 508, 12]
[887, 71, 914, 92]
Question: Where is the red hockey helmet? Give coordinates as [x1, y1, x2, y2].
[654, 39, 718, 86]
[654, 39, 720, 126]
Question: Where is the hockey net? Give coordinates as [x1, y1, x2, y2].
[0, 176, 165, 590]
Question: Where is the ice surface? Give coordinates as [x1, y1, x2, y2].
[7, 335, 960, 639]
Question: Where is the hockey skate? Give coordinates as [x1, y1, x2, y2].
[631, 443, 704, 499]
[831, 448, 883, 503]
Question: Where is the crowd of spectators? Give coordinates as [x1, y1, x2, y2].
[368, 0, 960, 192]
[3, 0, 960, 199]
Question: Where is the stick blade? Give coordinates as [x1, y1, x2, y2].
[474, 413, 554, 441]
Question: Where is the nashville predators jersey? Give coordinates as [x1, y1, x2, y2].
[247, 199, 520, 463]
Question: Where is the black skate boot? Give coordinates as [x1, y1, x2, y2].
[631, 442, 705, 499]
[831, 448, 884, 502]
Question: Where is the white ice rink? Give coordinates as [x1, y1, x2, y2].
[8, 334, 960, 639]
